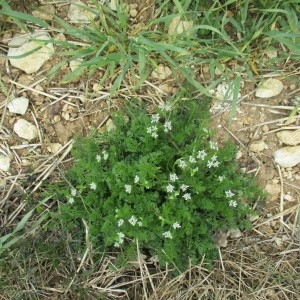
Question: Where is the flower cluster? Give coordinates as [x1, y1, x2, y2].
[56, 97, 263, 272]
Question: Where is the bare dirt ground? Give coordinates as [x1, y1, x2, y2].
[0, 1, 299, 299]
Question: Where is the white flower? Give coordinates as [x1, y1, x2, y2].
[96, 154, 101, 162]
[128, 215, 137, 226]
[102, 151, 109, 160]
[162, 231, 173, 239]
[172, 222, 181, 229]
[197, 150, 207, 160]
[147, 127, 152, 134]
[207, 157, 220, 168]
[212, 160, 220, 168]
[225, 190, 235, 198]
[67, 197, 74, 204]
[125, 184, 132, 194]
[71, 188, 77, 197]
[170, 173, 178, 182]
[114, 242, 120, 248]
[178, 159, 187, 168]
[158, 102, 171, 111]
[218, 175, 225, 182]
[118, 219, 124, 227]
[180, 184, 189, 192]
[229, 200, 237, 207]
[134, 175, 140, 184]
[151, 114, 160, 123]
[189, 155, 196, 163]
[164, 121, 172, 132]
[183, 193, 191, 200]
[117, 232, 125, 239]
[137, 221, 143, 227]
[151, 132, 158, 138]
[166, 184, 174, 193]
[211, 155, 218, 161]
[209, 141, 219, 150]
[90, 182, 96, 190]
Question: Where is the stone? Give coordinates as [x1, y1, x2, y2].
[265, 49, 277, 59]
[0, 154, 10, 172]
[228, 228, 242, 238]
[255, 78, 283, 98]
[47, 143, 63, 153]
[210, 81, 242, 102]
[67, 0, 95, 23]
[274, 146, 300, 168]
[265, 181, 281, 201]
[8, 31, 54, 74]
[168, 16, 193, 35]
[14, 119, 38, 140]
[69, 58, 83, 72]
[32, 5, 55, 20]
[249, 140, 268, 153]
[7, 96, 29, 115]
[277, 129, 300, 146]
[151, 64, 172, 80]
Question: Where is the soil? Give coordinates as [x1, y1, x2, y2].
[0, 1, 299, 298]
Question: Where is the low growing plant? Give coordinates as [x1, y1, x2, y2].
[49, 96, 263, 271]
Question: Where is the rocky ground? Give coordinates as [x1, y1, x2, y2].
[0, 1, 299, 299]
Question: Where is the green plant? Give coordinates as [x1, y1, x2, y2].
[49, 96, 264, 271]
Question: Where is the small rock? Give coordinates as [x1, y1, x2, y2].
[168, 16, 193, 35]
[14, 119, 38, 140]
[213, 230, 228, 248]
[32, 5, 55, 20]
[210, 81, 242, 102]
[262, 125, 269, 133]
[274, 145, 300, 168]
[151, 64, 172, 80]
[277, 129, 300, 146]
[265, 181, 281, 200]
[7, 96, 29, 115]
[0, 154, 10, 172]
[265, 49, 277, 59]
[47, 143, 63, 153]
[129, 9, 138, 17]
[68, 0, 95, 23]
[228, 228, 242, 238]
[249, 140, 268, 153]
[283, 194, 294, 202]
[255, 78, 283, 98]
[8, 31, 54, 74]
[69, 58, 83, 72]
[158, 84, 175, 94]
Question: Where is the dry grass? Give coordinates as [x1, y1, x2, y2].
[1, 27, 299, 300]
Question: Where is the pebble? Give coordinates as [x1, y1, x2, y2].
[7, 96, 29, 115]
[255, 78, 283, 98]
[69, 58, 83, 72]
[67, 0, 95, 23]
[274, 145, 300, 168]
[249, 140, 268, 153]
[32, 5, 55, 20]
[210, 81, 242, 102]
[0, 154, 10, 172]
[277, 129, 300, 146]
[14, 119, 38, 140]
[8, 31, 54, 74]
[168, 16, 193, 35]
[47, 143, 63, 153]
[151, 64, 172, 80]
